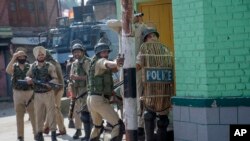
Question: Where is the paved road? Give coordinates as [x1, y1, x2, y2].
[0, 102, 116, 141]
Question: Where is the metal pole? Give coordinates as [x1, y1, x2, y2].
[121, 0, 137, 141]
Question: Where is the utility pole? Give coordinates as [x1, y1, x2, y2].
[121, 0, 137, 141]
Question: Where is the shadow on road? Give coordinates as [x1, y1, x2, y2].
[0, 102, 15, 118]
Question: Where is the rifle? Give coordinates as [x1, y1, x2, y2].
[67, 91, 88, 128]
[17, 79, 63, 89]
[113, 80, 124, 90]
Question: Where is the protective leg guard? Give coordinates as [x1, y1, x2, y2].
[51, 131, 58, 141]
[73, 129, 82, 139]
[156, 115, 169, 141]
[89, 124, 104, 141]
[37, 132, 44, 141]
[110, 119, 125, 141]
[144, 110, 156, 141]
[80, 111, 92, 141]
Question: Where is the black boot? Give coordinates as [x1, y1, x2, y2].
[73, 129, 82, 139]
[81, 122, 91, 141]
[80, 111, 92, 141]
[17, 136, 24, 141]
[36, 132, 44, 141]
[144, 110, 156, 141]
[51, 131, 58, 141]
[138, 127, 145, 141]
[156, 115, 169, 141]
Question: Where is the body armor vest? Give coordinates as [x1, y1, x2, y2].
[72, 57, 90, 87]
[31, 62, 52, 92]
[88, 57, 113, 96]
[12, 63, 32, 90]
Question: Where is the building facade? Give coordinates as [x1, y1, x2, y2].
[172, 0, 250, 141]
[0, 0, 59, 100]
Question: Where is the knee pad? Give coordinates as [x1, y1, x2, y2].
[90, 124, 104, 141]
[80, 111, 91, 123]
[118, 119, 125, 134]
[157, 115, 169, 129]
[144, 110, 156, 121]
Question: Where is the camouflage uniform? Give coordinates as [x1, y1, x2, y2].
[6, 60, 36, 141]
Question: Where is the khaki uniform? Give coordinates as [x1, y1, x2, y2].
[134, 22, 147, 128]
[6, 62, 36, 139]
[44, 60, 66, 132]
[87, 58, 122, 140]
[70, 56, 90, 129]
[26, 61, 58, 133]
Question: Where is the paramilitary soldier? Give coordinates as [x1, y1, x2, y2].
[43, 50, 66, 135]
[136, 28, 172, 141]
[69, 43, 91, 140]
[133, 11, 147, 137]
[87, 43, 125, 141]
[6, 48, 36, 141]
[26, 46, 58, 141]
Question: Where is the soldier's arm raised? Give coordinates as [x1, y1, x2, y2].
[6, 52, 20, 75]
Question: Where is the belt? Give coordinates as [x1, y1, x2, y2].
[34, 90, 50, 93]
[90, 93, 110, 99]
[14, 88, 32, 91]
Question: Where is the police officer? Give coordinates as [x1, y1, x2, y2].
[26, 46, 58, 141]
[43, 50, 66, 135]
[6, 47, 36, 141]
[69, 43, 91, 140]
[87, 43, 125, 141]
[133, 11, 147, 137]
[136, 28, 171, 141]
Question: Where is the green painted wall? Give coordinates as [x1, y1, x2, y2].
[173, 0, 250, 97]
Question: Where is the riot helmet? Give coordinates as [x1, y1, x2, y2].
[94, 43, 111, 55]
[71, 43, 86, 52]
[71, 39, 86, 52]
[142, 28, 159, 42]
